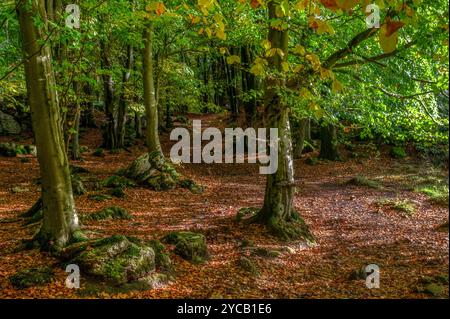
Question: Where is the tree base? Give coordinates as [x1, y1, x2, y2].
[246, 209, 315, 243]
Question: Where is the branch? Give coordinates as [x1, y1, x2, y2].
[333, 41, 416, 69]
[323, 28, 378, 69]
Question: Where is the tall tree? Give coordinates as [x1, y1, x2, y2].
[250, 1, 314, 241]
[17, 0, 80, 250]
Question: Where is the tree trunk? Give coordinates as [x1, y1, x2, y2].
[293, 118, 308, 159]
[100, 40, 118, 150]
[241, 45, 256, 127]
[17, 0, 80, 250]
[252, 1, 313, 242]
[143, 22, 162, 155]
[117, 45, 134, 148]
[319, 123, 340, 161]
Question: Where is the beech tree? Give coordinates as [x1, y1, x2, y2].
[16, 0, 80, 250]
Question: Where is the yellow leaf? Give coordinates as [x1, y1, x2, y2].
[379, 24, 398, 53]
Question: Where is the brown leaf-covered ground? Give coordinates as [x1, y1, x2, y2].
[0, 114, 448, 299]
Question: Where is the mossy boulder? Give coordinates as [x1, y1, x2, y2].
[82, 206, 132, 222]
[147, 239, 173, 273]
[124, 151, 180, 191]
[162, 231, 209, 264]
[178, 179, 205, 194]
[9, 267, 54, 289]
[64, 235, 155, 285]
[101, 175, 135, 189]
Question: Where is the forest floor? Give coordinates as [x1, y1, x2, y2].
[0, 114, 448, 299]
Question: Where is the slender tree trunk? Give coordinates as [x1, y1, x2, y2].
[241, 45, 256, 127]
[252, 1, 313, 242]
[319, 123, 340, 161]
[17, 0, 79, 250]
[293, 118, 308, 159]
[100, 41, 118, 149]
[143, 22, 162, 154]
[117, 45, 134, 148]
[305, 118, 311, 141]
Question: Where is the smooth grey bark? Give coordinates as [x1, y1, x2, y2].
[17, 0, 79, 250]
[251, 1, 313, 242]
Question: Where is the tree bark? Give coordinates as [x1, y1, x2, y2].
[319, 123, 340, 161]
[100, 40, 119, 149]
[117, 45, 134, 148]
[241, 45, 256, 127]
[293, 118, 308, 159]
[143, 22, 162, 155]
[17, 0, 80, 250]
[252, 1, 313, 242]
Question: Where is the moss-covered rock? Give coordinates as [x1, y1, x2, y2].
[178, 179, 205, 194]
[64, 235, 155, 285]
[82, 206, 132, 222]
[237, 256, 259, 276]
[9, 267, 54, 289]
[147, 239, 173, 273]
[124, 151, 180, 191]
[163, 231, 209, 264]
[101, 175, 135, 189]
[347, 176, 382, 189]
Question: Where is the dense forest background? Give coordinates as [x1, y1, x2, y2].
[0, 0, 448, 299]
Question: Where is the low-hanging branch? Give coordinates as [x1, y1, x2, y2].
[333, 40, 417, 69]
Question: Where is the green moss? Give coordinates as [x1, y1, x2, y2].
[268, 214, 315, 243]
[252, 247, 281, 258]
[236, 207, 259, 223]
[109, 186, 126, 198]
[238, 256, 259, 276]
[88, 194, 112, 202]
[147, 239, 173, 273]
[9, 267, 54, 289]
[415, 184, 449, 207]
[68, 235, 155, 285]
[146, 173, 177, 191]
[390, 146, 407, 159]
[305, 157, 320, 166]
[347, 176, 382, 189]
[93, 148, 104, 157]
[424, 283, 444, 297]
[72, 174, 87, 196]
[163, 231, 209, 264]
[178, 179, 205, 194]
[82, 206, 132, 222]
[101, 175, 135, 188]
[376, 198, 416, 216]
